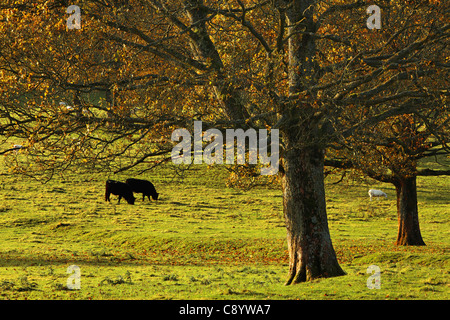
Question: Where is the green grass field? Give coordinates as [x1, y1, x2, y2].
[0, 157, 448, 300]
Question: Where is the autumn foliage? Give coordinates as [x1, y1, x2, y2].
[1, 0, 448, 282]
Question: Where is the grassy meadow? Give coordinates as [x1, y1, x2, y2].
[0, 155, 448, 300]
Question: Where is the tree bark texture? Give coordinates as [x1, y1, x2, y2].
[281, 144, 346, 284]
[280, 0, 345, 284]
[184, 0, 250, 121]
[394, 176, 426, 246]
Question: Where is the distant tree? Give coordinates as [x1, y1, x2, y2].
[325, 0, 450, 245]
[328, 111, 449, 246]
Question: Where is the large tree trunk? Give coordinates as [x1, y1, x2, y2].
[279, 0, 345, 284]
[282, 145, 346, 284]
[394, 176, 425, 246]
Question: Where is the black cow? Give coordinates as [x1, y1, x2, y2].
[105, 180, 136, 204]
[125, 178, 159, 202]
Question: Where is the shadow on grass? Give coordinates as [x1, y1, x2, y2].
[0, 251, 159, 268]
[417, 189, 450, 203]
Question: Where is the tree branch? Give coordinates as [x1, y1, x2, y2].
[417, 169, 450, 176]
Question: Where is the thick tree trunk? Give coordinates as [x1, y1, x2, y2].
[394, 176, 425, 246]
[282, 145, 346, 284]
[279, 0, 344, 284]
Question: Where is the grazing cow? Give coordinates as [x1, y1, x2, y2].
[125, 178, 159, 201]
[368, 189, 388, 201]
[105, 180, 136, 204]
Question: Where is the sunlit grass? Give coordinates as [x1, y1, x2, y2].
[0, 157, 448, 299]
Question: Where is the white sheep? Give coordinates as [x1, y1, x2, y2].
[368, 189, 387, 201]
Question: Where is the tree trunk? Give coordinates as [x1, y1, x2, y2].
[394, 176, 425, 246]
[279, 0, 345, 284]
[281, 145, 346, 284]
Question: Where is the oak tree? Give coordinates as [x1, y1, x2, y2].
[1, 0, 448, 282]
